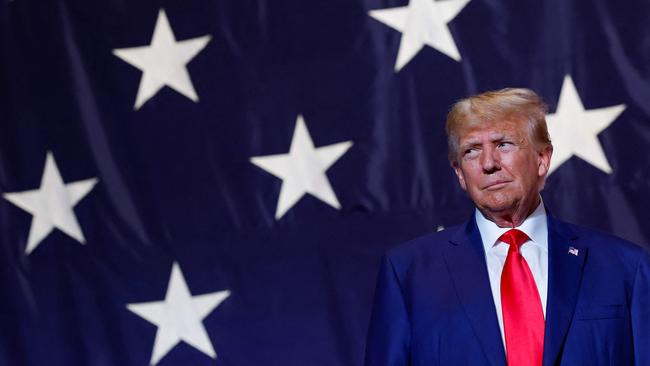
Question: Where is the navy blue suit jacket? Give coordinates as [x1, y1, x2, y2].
[365, 214, 650, 365]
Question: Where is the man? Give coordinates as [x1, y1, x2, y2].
[364, 88, 650, 365]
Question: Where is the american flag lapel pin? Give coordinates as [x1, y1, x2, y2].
[568, 247, 579, 256]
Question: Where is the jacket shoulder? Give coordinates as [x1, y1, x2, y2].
[385, 223, 465, 268]
[557, 219, 648, 265]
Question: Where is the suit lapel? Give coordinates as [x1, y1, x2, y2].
[444, 219, 507, 366]
[542, 215, 587, 366]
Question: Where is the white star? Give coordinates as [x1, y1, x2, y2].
[113, 9, 211, 110]
[369, 0, 470, 71]
[250, 115, 353, 220]
[127, 263, 230, 365]
[3, 152, 98, 255]
[546, 75, 626, 175]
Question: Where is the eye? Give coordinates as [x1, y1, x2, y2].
[497, 141, 515, 151]
[463, 147, 479, 159]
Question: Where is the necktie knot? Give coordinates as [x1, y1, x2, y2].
[498, 229, 529, 251]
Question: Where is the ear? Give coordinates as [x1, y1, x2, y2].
[452, 162, 467, 191]
[537, 145, 553, 177]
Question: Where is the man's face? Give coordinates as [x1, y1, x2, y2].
[452, 118, 552, 220]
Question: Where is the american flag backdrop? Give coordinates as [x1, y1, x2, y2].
[1, 0, 649, 365]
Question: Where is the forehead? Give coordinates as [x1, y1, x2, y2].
[456, 118, 527, 143]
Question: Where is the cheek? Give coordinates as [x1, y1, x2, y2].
[504, 155, 537, 178]
[457, 163, 479, 187]
[513, 160, 541, 190]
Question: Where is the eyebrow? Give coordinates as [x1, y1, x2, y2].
[460, 133, 508, 148]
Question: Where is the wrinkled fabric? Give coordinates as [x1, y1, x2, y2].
[0, 0, 649, 365]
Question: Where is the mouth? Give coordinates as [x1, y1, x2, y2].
[483, 180, 511, 190]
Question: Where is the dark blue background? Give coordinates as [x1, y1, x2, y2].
[1, 0, 649, 364]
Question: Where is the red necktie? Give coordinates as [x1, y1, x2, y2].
[499, 229, 545, 366]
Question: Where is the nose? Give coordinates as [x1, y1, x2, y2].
[480, 147, 500, 173]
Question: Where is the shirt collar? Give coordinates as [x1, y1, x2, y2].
[474, 199, 548, 252]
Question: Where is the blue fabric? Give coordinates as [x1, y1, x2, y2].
[365, 214, 650, 365]
[2, 0, 650, 365]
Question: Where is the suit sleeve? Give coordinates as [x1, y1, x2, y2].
[364, 255, 410, 366]
[632, 248, 650, 365]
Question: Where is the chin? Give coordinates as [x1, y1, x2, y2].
[478, 197, 517, 214]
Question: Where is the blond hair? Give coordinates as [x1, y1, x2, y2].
[445, 88, 551, 163]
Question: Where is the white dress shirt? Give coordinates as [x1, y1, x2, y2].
[474, 201, 548, 349]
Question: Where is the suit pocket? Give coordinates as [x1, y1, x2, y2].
[574, 304, 625, 320]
